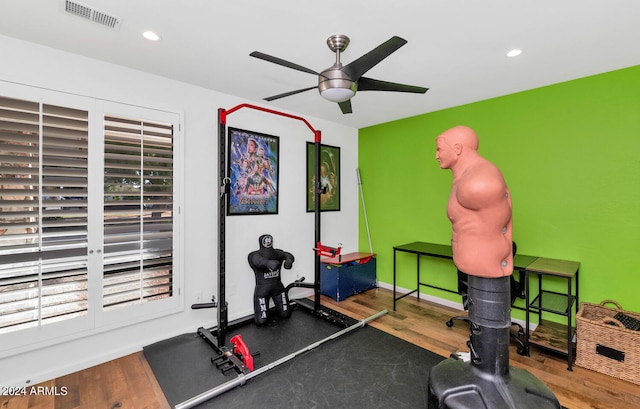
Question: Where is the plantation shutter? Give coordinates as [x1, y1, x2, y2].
[102, 115, 174, 310]
[0, 95, 89, 334]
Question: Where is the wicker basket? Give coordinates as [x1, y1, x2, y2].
[575, 300, 640, 385]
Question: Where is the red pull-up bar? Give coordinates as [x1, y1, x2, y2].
[219, 103, 322, 142]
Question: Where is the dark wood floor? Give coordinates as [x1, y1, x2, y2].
[3, 287, 640, 409]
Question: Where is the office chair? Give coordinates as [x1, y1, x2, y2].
[445, 241, 527, 355]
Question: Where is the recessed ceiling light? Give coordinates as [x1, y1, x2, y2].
[143, 31, 160, 41]
[506, 49, 522, 58]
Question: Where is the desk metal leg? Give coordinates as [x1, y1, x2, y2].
[575, 270, 579, 309]
[567, 277, 573, 371]
[538, 274, 542, 309]
[524, 270, 530, 356]
[393, 249, 397, 311]
[416, 254, 420, 303]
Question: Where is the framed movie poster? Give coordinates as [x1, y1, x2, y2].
[306, 142, 340, 212]
[227, 127, 279, 215]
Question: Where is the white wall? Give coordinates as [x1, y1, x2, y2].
[0, 35, 359, 387]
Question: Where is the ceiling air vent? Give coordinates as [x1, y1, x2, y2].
[62, 0, 122, 30]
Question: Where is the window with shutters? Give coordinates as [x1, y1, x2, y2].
[0, 95, 89, 334]
[102, 115, 174, 310]
[0, 84, 182, 353]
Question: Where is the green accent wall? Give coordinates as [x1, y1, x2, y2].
[358, 65, 640, 319]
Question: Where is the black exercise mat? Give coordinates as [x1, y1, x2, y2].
[144, 308, 354, 406]
[144, 309, 443, 408]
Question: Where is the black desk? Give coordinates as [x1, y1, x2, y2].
[392, 242, 453, 310]
[392, 241, 578, 370]
[392, 241, 536, 310]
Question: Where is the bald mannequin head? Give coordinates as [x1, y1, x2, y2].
[439, 125, 479, 150]
[435, 126, 481, 172]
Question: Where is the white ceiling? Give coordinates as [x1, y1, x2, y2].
[1, 0, 639, 129]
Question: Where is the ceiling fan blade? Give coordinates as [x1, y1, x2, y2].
[250, 51, 319, 76]
[357, 77, 429, 94]
[338, 100, 352, 114]
[263, 86, 317, 101]
[342, 36, 407, 80]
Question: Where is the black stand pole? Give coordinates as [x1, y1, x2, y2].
[217, 108, 228, 347]
[427, 275, 561, 409]
[313, 137, 322, 311]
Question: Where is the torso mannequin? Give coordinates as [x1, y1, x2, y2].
[436, 126, 513, 278]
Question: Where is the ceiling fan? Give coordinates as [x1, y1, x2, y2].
[249, 35, 428, 114]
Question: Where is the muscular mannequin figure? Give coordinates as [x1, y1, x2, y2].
[429, 126, 560, 409]
[435, 125, 513, 278]
[248, 234, 294, 325]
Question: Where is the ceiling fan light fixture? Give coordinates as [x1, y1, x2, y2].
[320, 87, 355, 103]
[318, 66, 357, 102]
